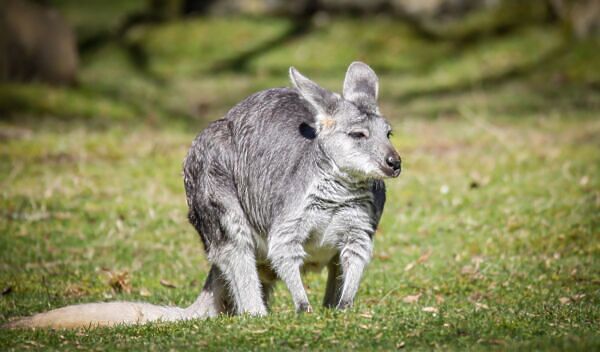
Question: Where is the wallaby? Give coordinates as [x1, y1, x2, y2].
[4, 62, 401, 329]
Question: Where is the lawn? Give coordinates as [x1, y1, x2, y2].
[0, 5, 599, 351]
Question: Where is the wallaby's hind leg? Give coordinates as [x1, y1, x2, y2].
[185, 120, 265, 316]
[202, 196, 267, 316]
[185, 265, 230, 318]
[323, 254, 342, 308]
[211, 244, 266, 315]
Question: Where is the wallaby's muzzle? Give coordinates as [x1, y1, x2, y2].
[383, 150, 401, 177]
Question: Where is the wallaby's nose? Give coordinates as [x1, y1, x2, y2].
[385, 154, 401, 176]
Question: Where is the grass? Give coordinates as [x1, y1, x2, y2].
[1, 6, 599, 351]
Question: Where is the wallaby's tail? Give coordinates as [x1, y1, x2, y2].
[4, 267, 227, 329]
[4, 302, 190, 329]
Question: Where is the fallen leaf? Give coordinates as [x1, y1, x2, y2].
[402, 294, 421, 304]
[487, 339, 506, 346]
[106, 270, 131, 294]
[249, 329, 268, 334]
[417, 250, 432, 264]
[422, 306, 438, 313]
[139, 288, 151, 297]
[469, 292, 484, 302]
[461, 265, 477, 275]
[475, 302, 489, 311]
[404, 262, 416, 272]
[376, 252, 391, 261]
[571, 293, 586, 301]
[559, 297, 570, 305]
[396, 341, 406, 349]
[160, 279, 177, 288]
[64, 284, 87, 298]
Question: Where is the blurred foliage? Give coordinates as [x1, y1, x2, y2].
[1, 1, 598, 124]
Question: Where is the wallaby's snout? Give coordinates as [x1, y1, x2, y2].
[384, 151, 401, 177]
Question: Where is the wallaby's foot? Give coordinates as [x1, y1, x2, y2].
[247, 306, 268, 317]
[336, 300, 353, 310]
[296, 302, 313, 313]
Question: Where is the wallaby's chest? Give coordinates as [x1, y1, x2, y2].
[298, 179, 375, 267]
[254, 177, 375, 274]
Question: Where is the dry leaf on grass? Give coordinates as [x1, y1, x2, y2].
[422, 306, 438, 313]
[160, 279, 177, 288]
[435, 294, 445, 304]
[104, 270, 131, 294]
[560, 293, 586, 305]
[461, 265, 476, 275]
[139, 288, 151, 297]
[417, 250, 432, 264]
[404, 262, 416, 272]
[474, 302, 489, 311]
[376, 252, 391, 261]
[572, 293, 586, 301]
[402, 294, 421, 304]
[404, 249, 432, 272]
[64, 284, 87, 298]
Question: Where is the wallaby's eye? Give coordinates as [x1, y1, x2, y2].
[387, 130, 393, 139]
[349, 131, 367, 139]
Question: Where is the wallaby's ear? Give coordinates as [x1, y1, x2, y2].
[289, 67, 338, 117]
[343, 61, 379, 110]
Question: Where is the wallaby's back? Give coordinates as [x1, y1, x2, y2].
[184, 88, 320, 239]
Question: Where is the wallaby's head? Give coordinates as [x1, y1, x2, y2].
[290, 62, 401, 179]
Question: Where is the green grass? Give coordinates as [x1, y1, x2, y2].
[1, 8, 599, 351]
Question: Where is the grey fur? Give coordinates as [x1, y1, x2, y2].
[184, 61, 400, 314]
[2, 62, 401, 329]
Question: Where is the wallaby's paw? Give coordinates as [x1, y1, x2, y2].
[244, 306, 268, 317]
[296, 302, 313, 313]
[336, 300, 353, 310]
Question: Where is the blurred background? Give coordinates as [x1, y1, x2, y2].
[0, 0, 598, 126]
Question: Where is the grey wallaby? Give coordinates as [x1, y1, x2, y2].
[5, 62, 401, 329]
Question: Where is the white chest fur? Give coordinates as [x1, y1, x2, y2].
[299, 176, 375, 271]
